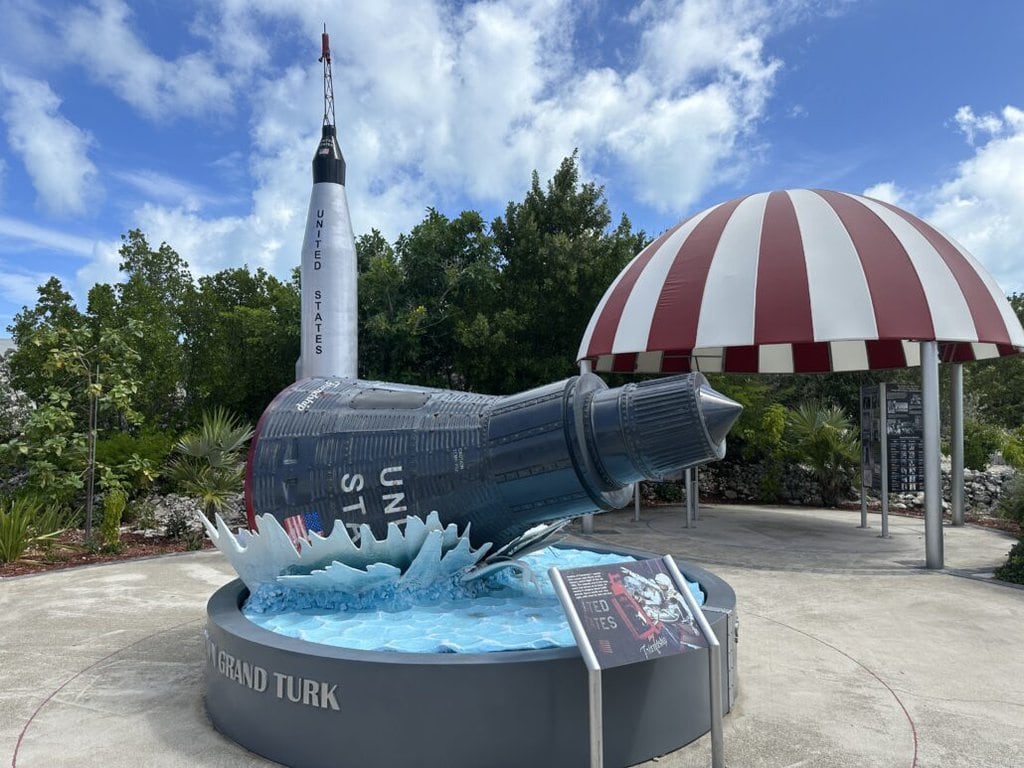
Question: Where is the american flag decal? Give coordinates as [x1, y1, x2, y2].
[598, 639, 613, 654]
[283, 512, 323, 548]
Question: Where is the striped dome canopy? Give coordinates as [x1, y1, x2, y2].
[578, 189, 1024, 374]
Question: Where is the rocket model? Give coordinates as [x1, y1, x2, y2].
[246, 372, 742, 552]
[298, 27, 358, 379]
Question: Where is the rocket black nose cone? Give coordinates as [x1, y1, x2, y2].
[698, 384, 743, 446]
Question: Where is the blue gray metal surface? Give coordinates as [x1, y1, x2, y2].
[245, 372, 742, 550]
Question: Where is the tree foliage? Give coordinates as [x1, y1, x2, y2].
[355, 152, 645, 393]
[965, 293, 1024, 428]
[105, 230, 194, 428]
[1, 320, 142, 498]
[183, 267, 299, 423]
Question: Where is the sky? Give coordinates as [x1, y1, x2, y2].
[0, 0, 1023, 333]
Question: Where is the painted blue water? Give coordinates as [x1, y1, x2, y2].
[244, 547, 705, 654]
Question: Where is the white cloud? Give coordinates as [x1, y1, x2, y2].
[112, 169, 238, 212]
[0, 214, 96, 256]
[0, 70, 100, 215]
[923, 106, 1024, 295]
[73, 239, 123, 300]
[2, 0, 800, 297]
[862, 181, 906, 207]
[0, 0, 61, 71]
[63, 0, 233, 120]
[953, 105, 1007, 146]
[0, 267, 64, 313]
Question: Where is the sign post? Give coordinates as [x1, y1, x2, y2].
[861, 384, 924, 538]
[549, 557, 724, 768]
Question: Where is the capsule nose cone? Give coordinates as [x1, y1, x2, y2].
[698, 384, 743, 446]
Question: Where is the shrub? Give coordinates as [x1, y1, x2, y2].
[786, 401, 859, 507]
[127, 497, 158, 529]
[997, 473, 1024, 527]
[994, 538, 1024, 585]
[963, 418, 1003, 471]
[1001, 427, 1024, 470]
[101, 489, 126, 552]
[167, 408, 253, 521]
[0, 496, 72, 563]
[0, 497, 32, 563]
[646, 479, 683, 503]
[164, 503, 205, 550]
[95, 429, 176, 493]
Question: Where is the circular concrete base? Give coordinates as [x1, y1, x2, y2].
[205, 547, 736, 768]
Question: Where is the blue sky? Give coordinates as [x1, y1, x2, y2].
[1, 0, 1022, 333]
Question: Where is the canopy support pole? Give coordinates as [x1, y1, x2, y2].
[950, 363, 965, 527]
[579, 359, 595, 535]
[921, 341, 943, 569]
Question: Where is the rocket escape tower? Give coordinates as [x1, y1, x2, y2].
[321, 25, 335, 129]
[314, 26, 345, 185]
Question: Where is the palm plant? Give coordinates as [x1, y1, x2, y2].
[167, 407, 254, 521]
[786, 401, 860, 507]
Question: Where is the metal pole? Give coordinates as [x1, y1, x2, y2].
[706, 637, 724, 768]
[588, 668, 603, 768]
[664, 557, 724, 768]
[880, 382, 889, 539]
[580, 359, 595, 535]
[859, 384, 870, 528]
[633, 482, 641, 523]
[950, 363, 965, 526]
[684, 468, 694, 529]
[921, 341, 944, 569]
[693, 466, 700, 521]
[549, 568, 604, 768]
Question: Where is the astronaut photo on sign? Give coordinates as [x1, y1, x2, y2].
[619, 567, 699, 642]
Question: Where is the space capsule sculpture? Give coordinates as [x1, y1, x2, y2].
[245, 371, 741, 555]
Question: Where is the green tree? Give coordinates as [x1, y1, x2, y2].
[7, 277, 85, 403]
[357, 231, 423, 382]
[486, 151, 646, 392]
[966, 293, 1024, 428]
[398, 210, 497, 388]
[109, 230, 194, 429]
[182, 266, 300, 423]
[0, 321, 142, 537]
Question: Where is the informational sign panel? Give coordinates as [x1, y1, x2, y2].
[885, 388, 924, 492]
[552, 558, 707, 670]
[861, 385, 924, 494]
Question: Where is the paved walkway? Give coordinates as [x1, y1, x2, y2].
[2, 505, 1022, 767]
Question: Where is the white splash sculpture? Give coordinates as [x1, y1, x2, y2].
[200, 512, 492, 598]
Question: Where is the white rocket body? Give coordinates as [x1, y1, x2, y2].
[298, 125, 357, 379]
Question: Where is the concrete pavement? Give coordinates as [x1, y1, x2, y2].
[2, 504, 1022, 767]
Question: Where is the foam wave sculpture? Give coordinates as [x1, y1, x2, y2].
[200, 512, 492, 596]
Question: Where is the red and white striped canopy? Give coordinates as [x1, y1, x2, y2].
[579, 189, 1024, 374]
